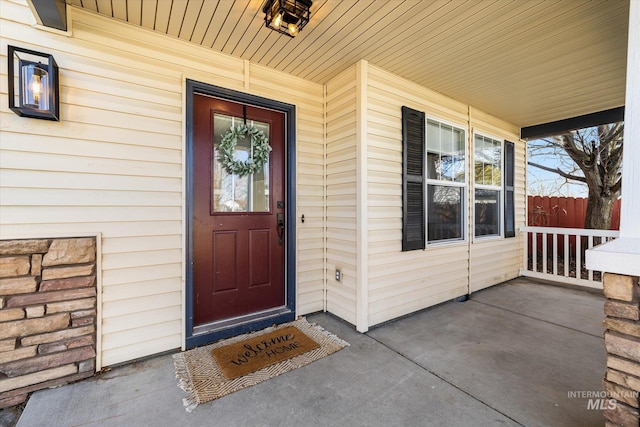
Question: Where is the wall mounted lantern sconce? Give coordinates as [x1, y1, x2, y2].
[263, 0, 312, 38]
[8, 45, 59, 121]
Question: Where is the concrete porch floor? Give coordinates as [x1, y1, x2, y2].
[15, 277, 606, 427]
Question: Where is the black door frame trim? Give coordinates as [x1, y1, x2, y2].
[185, 79, 297, 348]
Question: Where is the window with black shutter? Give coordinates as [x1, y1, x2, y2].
[504, 140, 516, 238]
[473, 133, 503, 238]
[403, 107, 515, 247]
[402, 106, 425, 251]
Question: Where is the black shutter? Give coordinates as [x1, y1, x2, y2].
[402, 106, 425, 250]
[504, 140, 516, 238]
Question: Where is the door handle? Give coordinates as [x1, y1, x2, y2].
[277, 213, 285, 246]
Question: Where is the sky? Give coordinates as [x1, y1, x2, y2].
[527, 139, 588, 198]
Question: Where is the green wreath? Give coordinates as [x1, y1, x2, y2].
[218, 123, 271, 177]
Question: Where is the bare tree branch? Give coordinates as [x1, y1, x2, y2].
[527, 161, 588, 183]
[612, 179, 622, 194]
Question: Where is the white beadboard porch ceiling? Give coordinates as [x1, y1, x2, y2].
[66, 0, 629, 128]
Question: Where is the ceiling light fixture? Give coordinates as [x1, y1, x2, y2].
[263, 0, 312, 38]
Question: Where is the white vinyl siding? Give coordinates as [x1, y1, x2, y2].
[0, 0, 325, 366]
[366, 64, 523, 326]
[324, 65, 358, 326]
[366, 65, 472, 326]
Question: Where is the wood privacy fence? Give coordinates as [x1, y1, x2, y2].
[525, 196, 621, 269]
[528, 196, 621, 229]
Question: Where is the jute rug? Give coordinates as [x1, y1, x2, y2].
[173, 318, 348, 411]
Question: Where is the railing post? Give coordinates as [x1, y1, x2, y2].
[588, 235, 594, 282]
[542, 232, 548, 274]
[523, 227, 528, 273]
[553, 233, 558, 276]
[532, 232, 537, 273]
[564, 234, 569, 278]
[576, 235, 581, 280]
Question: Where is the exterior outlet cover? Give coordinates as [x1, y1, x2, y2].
[335, 268, 341, 282]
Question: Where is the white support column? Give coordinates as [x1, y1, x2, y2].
[355, 60, 369, 333]
[619, 0, 640, 239]
[586, 0, 640, 275]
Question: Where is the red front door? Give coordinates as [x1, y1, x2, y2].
[192, 94, 286, 327]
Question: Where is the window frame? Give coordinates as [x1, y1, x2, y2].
[425, 116, 468, 246]
[472, 132, 504, 240]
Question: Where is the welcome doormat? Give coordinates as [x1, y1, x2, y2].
[173, 318, 348, 411]
[211, 325, 321, 380]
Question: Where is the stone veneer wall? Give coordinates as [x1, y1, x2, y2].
[603, 272, 640, 426]
[0, 237, 97, 409]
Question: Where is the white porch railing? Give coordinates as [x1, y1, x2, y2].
[520, 226, 620, 289]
